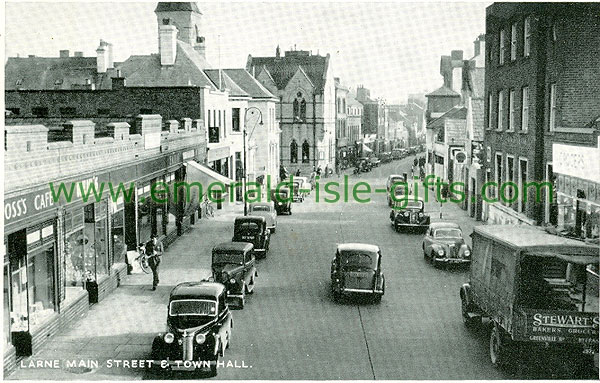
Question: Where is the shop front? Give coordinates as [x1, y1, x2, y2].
[553, 141, 600, 241]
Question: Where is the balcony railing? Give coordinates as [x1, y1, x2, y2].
[209, 126, 220, 143]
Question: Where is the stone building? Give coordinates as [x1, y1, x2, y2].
[246, 47, 336, 175]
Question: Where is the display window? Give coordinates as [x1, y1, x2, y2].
[4, 263, 12, 346]
[166, 172, 178, 234]
[111, 199, 126, 265]
[27, 245, 55, 329]
[82, 202, 109, 282]
[64, 208, 85, 286]
[137, 183, 154, 244]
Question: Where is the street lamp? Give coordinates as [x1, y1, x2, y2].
[243, 107, 264, 216]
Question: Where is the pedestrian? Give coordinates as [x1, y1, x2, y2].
[295, 169, 301, 177]
[146, 234, 164, 291]
[316, 166, 322, 177]
[413, 158, 418, 168]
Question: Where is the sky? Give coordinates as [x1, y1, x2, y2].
[5, 1, 489, 104]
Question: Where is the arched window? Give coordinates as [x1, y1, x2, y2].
[293, 91, 306, 122]
[300, 99, 307, 121]
[290, 140, 298, 163]
[302, 140, 310, 163]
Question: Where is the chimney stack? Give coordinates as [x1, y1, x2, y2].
[159, 25, 178, 66]
[473, 34, 486, 68]
[60, 50, 69, 58]
[96, 43, 107, 73]
[74, 51, 83, 57]
[107, 42, 114, 69]
[194, 35, 206, 58]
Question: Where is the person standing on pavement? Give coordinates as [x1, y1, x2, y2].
[146, 234, 164, 291]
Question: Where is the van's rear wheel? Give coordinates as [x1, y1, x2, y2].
[490, 324, 511, 368]
[461, 296, 480, 328]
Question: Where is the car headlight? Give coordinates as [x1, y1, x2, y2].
[464, 250, 471, 257]
[437, 249, 445, 256]
[403, 211, 410, 217]
[229, 278, 236, 284]
[418, 212, 424, 217]
[195, 333, 206, 344]
[164, 333, 175, 344]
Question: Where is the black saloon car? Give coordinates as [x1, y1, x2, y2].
[150, 282, 233, 377]
[389, 196, 430, 232]
[232, 216, 270, 257]
[270, 187, 292, 215]
[212, 242, 257, 309]
[331, 243, 385, 303]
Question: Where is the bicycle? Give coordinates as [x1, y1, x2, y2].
[202, 195, 215, 218]
[135, 243, 152, 274]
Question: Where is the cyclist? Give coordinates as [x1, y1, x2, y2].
[146, 234, 164, 291]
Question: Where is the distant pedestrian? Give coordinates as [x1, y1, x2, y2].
[146, 234, 164, 291]
[413, 158, 418, 168]
[296, 169, 301, 177]
[316, 166, 322, 177]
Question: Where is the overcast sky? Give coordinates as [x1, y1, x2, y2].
[5, 1, 489, 103]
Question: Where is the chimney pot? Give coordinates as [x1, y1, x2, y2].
[60, 50, 69, 58]
[74, 51, 83, 57]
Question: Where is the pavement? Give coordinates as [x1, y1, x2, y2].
[7, 155, 595, 380]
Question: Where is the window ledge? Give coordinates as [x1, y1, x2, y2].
[518, 130, 529, 134]
[551, 126, 596, 134]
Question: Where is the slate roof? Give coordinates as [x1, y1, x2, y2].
[471, 98, 485, 142]
[5, 56, 116, 90]
[426, 85, 460, 98]
[222, 69, 276, 99]
[467, 67, 485, 99]
[116, 40, 215, 88]
[427, 106, 467, 129]
[247, 53, 330, 93]
[155, 2, 201, 13]
[204, 70, 248, 97]
[347, 92, 363, 108]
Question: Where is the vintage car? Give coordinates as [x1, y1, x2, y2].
[270, 187, 292, 215]
[232, 216, 270, 256]
[422, 222, 471, 267]
[150, 282, 233, 377]
[369, 155, 381, 168]
[385, 174, 407, 207]
[212, 242, 257, 309]
[295, 176, 310, 194]
[248, 202, 277, 233]
[389, 196, 430, 232]
[331, 243, 385, 303]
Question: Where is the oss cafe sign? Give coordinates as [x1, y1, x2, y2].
[4, 175, 104, 225]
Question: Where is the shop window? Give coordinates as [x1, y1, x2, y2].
[137, 186, 154, 244]
[27, 247, 55, 329]
[111, 204, 126, 265]
[4, 264, 11, 347]
[65, 209, 85, 286]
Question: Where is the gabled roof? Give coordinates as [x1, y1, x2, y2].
[116, 40, 215, 88]
[223, 69, 276, 99]
[204, 70, 248, 97]
[5, 56, 116, 90]
[427, 105, 467, 129]
[285, 65, 315, 90]
[467, 67, 485, 98]
[247, 52, 330, 93]
[426, 85, 461, 98]
[347, 92, 363, 108]
[155, 2, 201, 13]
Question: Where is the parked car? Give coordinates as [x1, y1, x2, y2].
[330, 243, 385, 303]
[232, 216, 270, 257]
[150, 282, 233, 377]
[378, 152, 392, 163]
[422, 222, 471, 268]
[385, 174, 407, 207]
[389, 196, 430, 232]
[248, 202, 277, 233]
[270, 187, 292, 215]
[211, 242, 257, 309]
[460, 225, 599, 374]
[369, 156, 381, 168]
[391, 149, 403, 160]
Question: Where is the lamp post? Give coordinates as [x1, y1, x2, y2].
[243, 107, 264, 216]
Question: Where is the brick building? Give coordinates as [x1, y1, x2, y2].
[3, 115, 206, 376]
[335, 78, 349, 170]
[483, 2, 600, 226]
[355, 86, 386, 153]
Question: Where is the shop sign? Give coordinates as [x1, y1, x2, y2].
[4, 189, 57, 224]
[553, 143, 600, 183]
[182, 150, 195, 160]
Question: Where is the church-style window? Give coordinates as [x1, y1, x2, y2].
[302, 140, 310, 163]
[293, 92, 306, 122]
[290, 140, 298, 163]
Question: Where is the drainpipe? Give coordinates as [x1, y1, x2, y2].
[534, 13, 548, 226]
[313, 93, 317, 168]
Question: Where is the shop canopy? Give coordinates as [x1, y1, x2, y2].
[362, 144, 373, 153]
[185, 160, 235, 193]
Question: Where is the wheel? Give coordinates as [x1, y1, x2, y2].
[139, 257, 152, 274]
[461, 296, 481, 328]
[490, 324, 511, 368]
[239, 287, 246, 309]
[373, 294, 382, 303]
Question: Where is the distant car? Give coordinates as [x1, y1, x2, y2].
[248, 202, 277, 233]
[232, 216, 270, 257]
[369, 156, 381, 167]
[295, 176, 310, 194]
[389, 196, 430, 232]
[422, 222, 471, 268]
[392, 149, 403, 160]
[378, 152, 392, 163]
[270, 187, 292, 215]
[212, 242, 257, 308]
[150, 282, 233, 377]
[385, 174, 407, 207]
[330, 243, 385, 303]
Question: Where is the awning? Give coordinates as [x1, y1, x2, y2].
[362, 144, 373, 153]
[185, 160, 235, 190]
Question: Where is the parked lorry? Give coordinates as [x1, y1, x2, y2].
[460, 225, 599, 372]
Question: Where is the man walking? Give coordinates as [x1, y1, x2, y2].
[146, 234, 164, 291]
